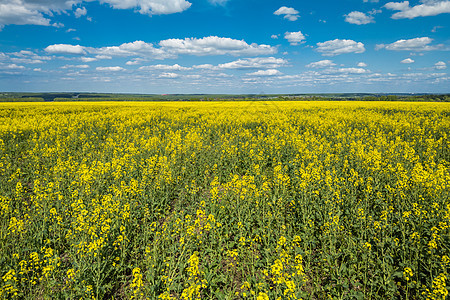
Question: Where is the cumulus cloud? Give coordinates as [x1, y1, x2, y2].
[10, 58, 43, 64]
[0, 1, 53, 29]
[189, 57, 287, 71]
[401, 58, 415, 63]
[357, 62, 368, 67]
[125, 58, 148, 65]
[246, 69, 282, 76]
[96, 66, 124, 71]
[305, 67, 369, 75]
[274, 6, 300, 21]
[332, 67, 369, 74]
[284, 31, 306, 45]
[91, 41, 168, 58]
[158, 36, 277, 56]
[8, 50, 51, 64]
[74, 7, 87, 18]
[102, 0, 192, 15]
[81, 57, 97, 62]
[316, 39, 365, 56]
[45, 44, 86, 55]
[95, 55, 112, 60]
[218, 57, 288, 69]
[158, 72, 179, 78]
[306, 60, 336, 68]
[0, 0, 192, 29]
[376, 37, 442, 51]
[344, 11, 374, 24]
[385, 1, 450, 19]
[435, 61, 447, 69]
[384, 1, 410, 11]
[62, 64, 90, 69]
[192, 64, 215, 70]
[139, 64, 192, 71]
[0, 62, 25, 70]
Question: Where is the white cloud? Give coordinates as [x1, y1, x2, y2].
[158, 36, 277, 56]
[274, 6, 299, 15]
[218, 57, 288, 69]
[74, 7, 87, 18]
[316, 39, 365, 56]
[7, 50, 51, 64]
[384, 1, 410, 11]
[102, 0, 192, 15]
[182, 74, 200, 79]
[33, 68, 41, 71]
[189, 57, 287, 72]
[0, 0, 192, 29]
[62, 64, 90, 69]
[139, 64, 191, 71]
[284, 31, 306, 45]
[357, 62, 367, 67]
[435, 61, 447, 69]
[333, 67, 369, 74]
[306, 60, 336, 68]
[285, 15, 300, 21]
[385, 1, 450, 19]
[274, 6, 300, 21]
[10, 58, 43, 64]
[92, 41, 168, 58]
[0, 1, 52, 28]
[45, 44, 86, 55]
[0, 62, 25, 70]
[271, 35, 279, 39]
[192, 64, 216, 70]
[12, 50, 34, 57]
[158, 72, 179, 78]
[376, 37, 442, 51]
[95, 55, 112, 60]
[344, 11, 374, 25]
[96, 66, 124, 71]
[401, 58, 415, 63]
[81, 57, 97, 62]
[45, 37, 277, 60]
[125, 58, 148, 65]
[246, 69, 282, 76]
[306, 67, 369, 75]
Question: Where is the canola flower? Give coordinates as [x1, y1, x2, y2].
[0, 101, 448, 299]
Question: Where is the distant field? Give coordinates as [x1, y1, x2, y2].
[0, 92, 449, 102]
[0, 101, 449, 299]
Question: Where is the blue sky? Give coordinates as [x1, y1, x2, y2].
[0, 0, 449, 94]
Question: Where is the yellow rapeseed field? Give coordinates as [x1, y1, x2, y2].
[0, 101, 449, 299]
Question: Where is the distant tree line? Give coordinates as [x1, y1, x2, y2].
[0, 94, 449, 102]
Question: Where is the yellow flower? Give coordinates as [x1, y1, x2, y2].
[403, 267, 413, 281]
